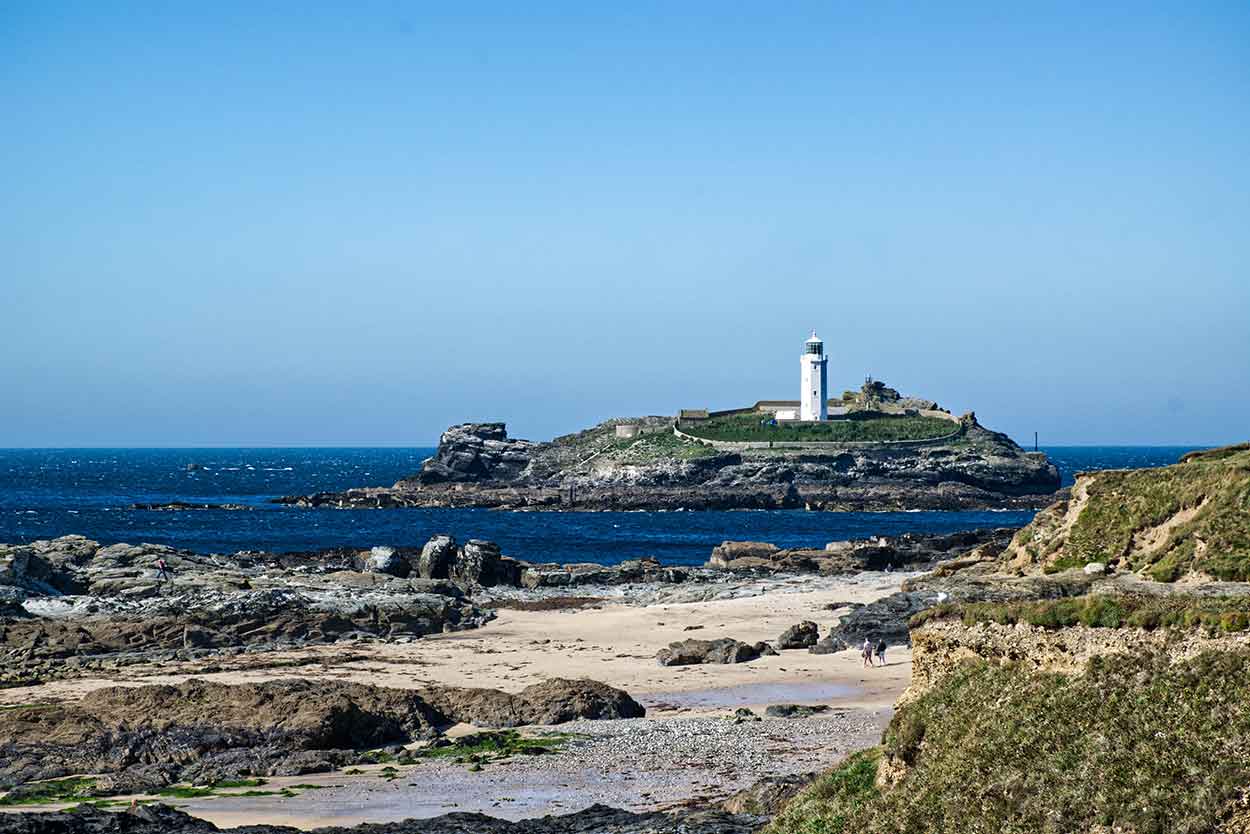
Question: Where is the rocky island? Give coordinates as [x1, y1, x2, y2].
[278, 381, 1060, 512]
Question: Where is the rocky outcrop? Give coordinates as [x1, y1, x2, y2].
[417, 678, 645, 727]
[775, 621, 819, 649]
[708, 528, 1016, 576]
[763, 704, 830, 719]
[656, 638, 777, 666]
[808, 566, 1103, 654]
[520, 557, 689, 589]
[721, 772, 817, 816]
[0, 676, 644, 794]
[0, 803, 761, 834]
[276, 414, 1061, 512]
[0, 537, 492, 687]
[415, 423, 534, 484]
[418, 535, 457, 579]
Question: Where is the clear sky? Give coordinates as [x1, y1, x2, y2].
[3, 2, 1248, 447]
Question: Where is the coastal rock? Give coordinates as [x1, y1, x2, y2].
[365, 546, 409, 577]
[705, 529, 1017, 576]
[418, 535, 457, 579]
[449, 539, 523, 589]
[414, 423, 534, 485]
[0, 802, 762, 834]
[721, 772, 816, 815]
[0, 536, 494, 686]
[807, 633, 848, 655]
[0, 677, 644, 794]
[709, 541, 779, 568]
[0, 678, 435, 790]
[776, 621, 819, 649]
[764, 703, 830, 719]
[656, 638, 777, 666]
[418, 678, 645, 727]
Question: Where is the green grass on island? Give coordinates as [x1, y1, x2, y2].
[911, 593, 1250, 633]
[613, 428, 719, 460]
[678, 412, 958, 444]
[768, 648, 1250, 834]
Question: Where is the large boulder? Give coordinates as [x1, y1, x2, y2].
[418, 535, 457, 579]
[452, 539, 501, 588]
[708, 541, 780, 569]
[365, 546, 409, 578]
[776, 621, 819, 650]
[417, 678, 645, 727]
[657, 638, 777, 666]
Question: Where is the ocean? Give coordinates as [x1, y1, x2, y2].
[0, 446, 1202, 566]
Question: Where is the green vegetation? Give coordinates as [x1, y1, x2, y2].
[1013, 444, 1250, 580]
[415, 730, 572, 769]
[678, 412, 958, 444]
[0, 777, 97, 806]
[766, 749, 881, 834]
[770, 649, 1250, 834]
[0, 776, 302, 808]
[155, 778, 295, 800]
[911, 593, 1250, 633]
[209, 778, 267, 789]
[612, 429, 718, 460]
[157, 785, 217, 799]
[356, 749, 398, 764]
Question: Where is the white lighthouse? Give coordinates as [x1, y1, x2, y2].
[800, 330, 828, 421]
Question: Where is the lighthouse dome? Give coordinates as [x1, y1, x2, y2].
[805, 331, 822, 343]
[804, 330, 824, 355]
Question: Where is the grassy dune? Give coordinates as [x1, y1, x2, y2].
[769, 648, 1250, 834]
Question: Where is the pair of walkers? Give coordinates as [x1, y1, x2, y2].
[861, 638, 887, 667]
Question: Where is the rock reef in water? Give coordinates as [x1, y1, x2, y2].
[276, 413, 1061, 512]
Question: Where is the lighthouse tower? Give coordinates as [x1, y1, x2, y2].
[800, 331, 828, 421]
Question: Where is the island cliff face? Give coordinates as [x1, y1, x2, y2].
[280, 414, 1060, 511]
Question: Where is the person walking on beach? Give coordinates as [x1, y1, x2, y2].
[155, 557, 172, 583]
[862, 638, 874, 667]
[875, 639, 887, 666]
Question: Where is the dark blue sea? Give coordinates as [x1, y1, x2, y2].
[0, 447, 1202, 566]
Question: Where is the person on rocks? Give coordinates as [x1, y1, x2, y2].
[155, 557, 173, 583]
[875, 639, 887, 666]
[861, 638, 874, 667]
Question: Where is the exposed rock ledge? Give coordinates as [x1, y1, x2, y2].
[0, 678, 643, 795]
[275, 416, 1061, 512]
[0, 802, 758, 834]
[0, 528, 1015, 686]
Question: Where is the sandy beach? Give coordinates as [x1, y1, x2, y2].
[1, 570, 912, 827]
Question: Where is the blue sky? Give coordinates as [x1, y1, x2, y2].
[3, 2, 1248, 446]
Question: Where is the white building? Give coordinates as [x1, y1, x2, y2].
[800, 330, 828, 421]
